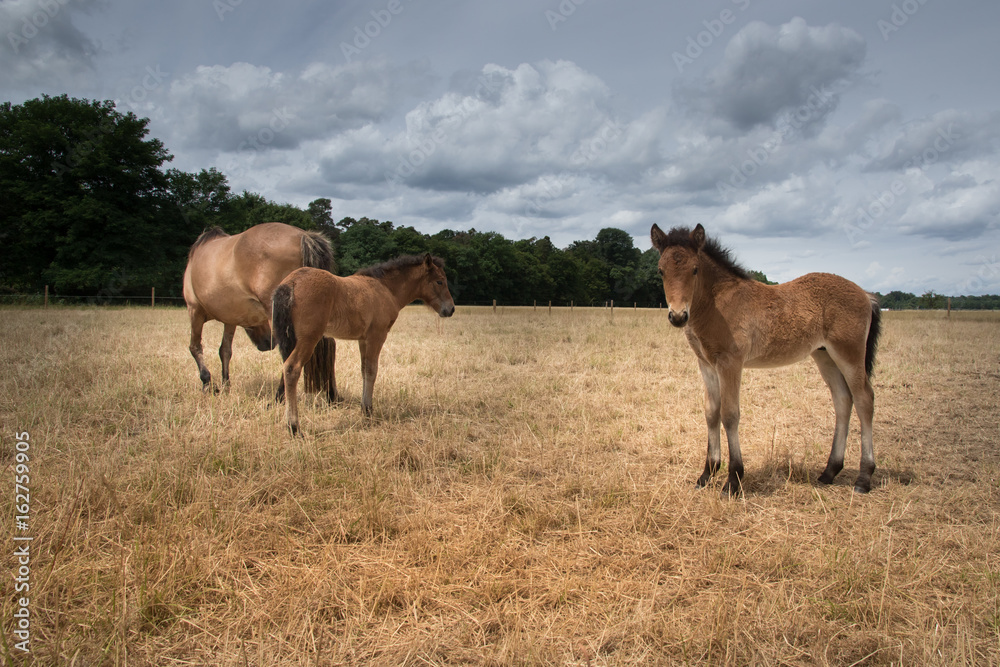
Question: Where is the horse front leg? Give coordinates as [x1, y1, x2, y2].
[697, 359, 722, 488]
[358, 336, 385, 417]
[718, 363, 745, 498]
[188, 306, 213, 391]
[219, 323, 236, 388]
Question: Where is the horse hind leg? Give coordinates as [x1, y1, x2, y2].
[824, 347, 877, 493]
[812, 349, 853, 485]
[850, 372, 876, 493]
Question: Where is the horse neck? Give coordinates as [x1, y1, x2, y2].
[377, 266, 425, 310]
[693, 255, 743, 313]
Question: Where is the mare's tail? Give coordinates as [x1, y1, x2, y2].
[865, 293, 882, 380]
[300, 231, 335, 272]
[299, 231, 337, 396]
[272, 283, 297, 362]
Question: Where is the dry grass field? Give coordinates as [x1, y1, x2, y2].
[2, 305, 999, 665]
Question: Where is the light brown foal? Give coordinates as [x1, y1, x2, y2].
[651, 223, 882, 497]
[272, 254, 455, 434]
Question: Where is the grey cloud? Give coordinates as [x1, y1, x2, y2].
[676, 18, 866, 133]
[864, 109, 1000, 172]
[0, 0, 102, 89]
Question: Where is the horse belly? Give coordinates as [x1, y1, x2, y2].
[744, 339, 818, 369]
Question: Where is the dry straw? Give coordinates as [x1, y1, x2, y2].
[2, 306, 998, 665]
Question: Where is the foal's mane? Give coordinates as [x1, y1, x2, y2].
[357, 254, 445, 279]
[188, 226, 230, 259]
[660, 226, 750, 280]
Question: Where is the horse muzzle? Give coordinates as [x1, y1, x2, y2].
[440, 303, 455, 318]
[668, 309, 689, 328]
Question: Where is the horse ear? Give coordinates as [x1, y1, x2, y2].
[650, 224, 668, 253]
[691, 224, 706, 250]
[423, 253, 433, 268]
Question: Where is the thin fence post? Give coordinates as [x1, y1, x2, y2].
[533, 300, 536, 312]
[947, 297, 951, 318]
[611, 299, 614, 315]
[571, 300, 574, 312]
[634, 302, 636, 310]
[493, 299, 497, 314]
[151, 287, 155, 308]
[548, 301, 551, 315]
[44, 285, 49, 309]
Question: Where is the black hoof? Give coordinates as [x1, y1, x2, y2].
[721, 475, 743, 499]
[853, 482, 871, 494]
[818, 471, 836, 485]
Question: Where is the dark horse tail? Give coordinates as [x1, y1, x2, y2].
[272, 282, 297, 363]
[297, 230, 338, 399]
[865, 293, 882, 380]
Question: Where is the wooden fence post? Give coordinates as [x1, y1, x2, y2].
[548, 301, 551, 315]
[533, 300, 536, 312]
[151, 287, 155, 308]
[44, 285, 49, 309]
[493, 299, 497, 314]
[947, 297, 951, 318]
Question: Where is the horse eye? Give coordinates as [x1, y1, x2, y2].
[436, 280, 443, 285]
[658, 269, 664, 276]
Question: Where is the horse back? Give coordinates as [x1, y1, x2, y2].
[716, 273, 874, 368]
[283, 269, 396, 342]
[185, 223, 307, 325]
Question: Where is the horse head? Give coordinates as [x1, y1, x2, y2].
[651, 223, 705, 328]
[419, 254, 455, 318]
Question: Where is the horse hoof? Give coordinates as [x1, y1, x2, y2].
[853, 483, 871, 494]
[818, 472, 836, 485]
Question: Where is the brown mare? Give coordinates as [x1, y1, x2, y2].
[182, 222, 337, 392]
[650, 223, 882, 497]
[272, 253, 455, 434]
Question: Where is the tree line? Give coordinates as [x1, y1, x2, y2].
[2, 95, 996, 309]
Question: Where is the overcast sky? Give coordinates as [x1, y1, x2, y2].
[3, 0, 999, 294]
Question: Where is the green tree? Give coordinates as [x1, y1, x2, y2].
[307, 198, 337, 240]
[0, 95, 177, 293]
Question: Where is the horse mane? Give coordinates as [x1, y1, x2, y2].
[357, 254, 445, 279]
[188, 226, 230, 259]
[660, 226, 750, 280]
